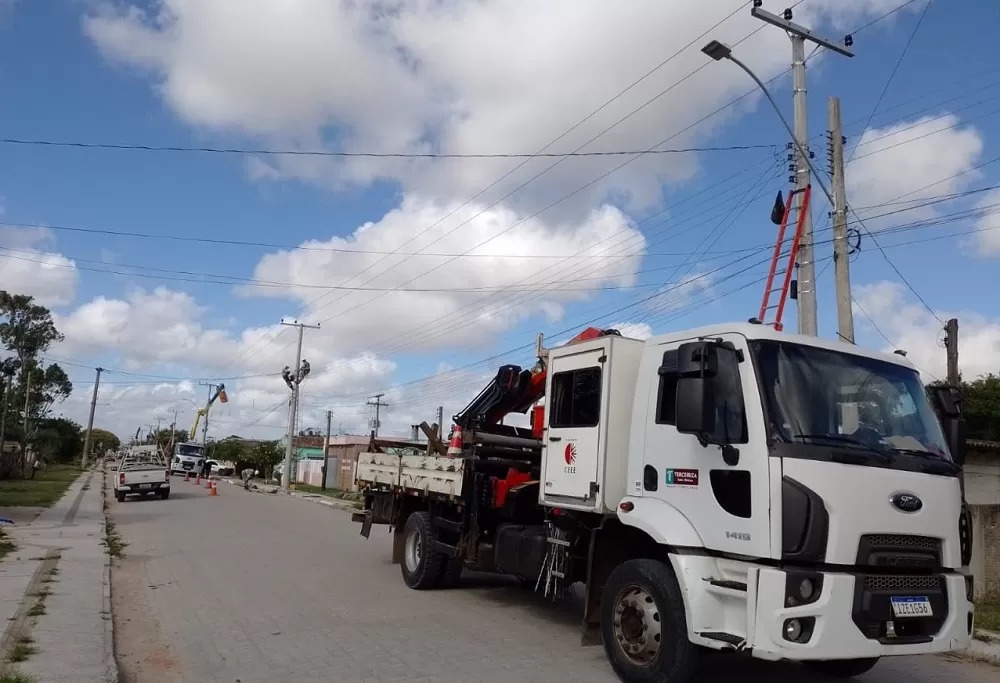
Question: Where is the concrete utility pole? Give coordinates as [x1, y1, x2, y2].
[322, 409, 332, 490]
[828, 96, 855, 344]
[280, 318, 320, 492]
[81, 367, 104, 469]
[367, 393, 388, 438]
[0, 371, 12, 460]
[749, 4, 855, 336]
[944, 318, 960, 388]
[198, 382, 215, 447]
[436, 406, 444, 435]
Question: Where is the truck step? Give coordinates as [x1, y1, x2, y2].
[707, 579, 747, 592]
[431, 517, 464, 533]
[431, 539, 460, 557]
[698, 632, 745, 648]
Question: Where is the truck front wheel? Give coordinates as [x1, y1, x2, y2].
[400, 512, 446, 590]
[600, 559, 699, 683]
[804, 658, 879, 678]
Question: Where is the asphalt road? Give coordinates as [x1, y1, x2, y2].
[108, 477, 997, 683]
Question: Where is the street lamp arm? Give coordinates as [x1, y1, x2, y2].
[724, 52, 835, 208]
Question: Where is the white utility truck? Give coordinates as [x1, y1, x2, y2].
[115, 450, 170, 502]
[170, 441, 206, 477]
[353, 323, 974, 682]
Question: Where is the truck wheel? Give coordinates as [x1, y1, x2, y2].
[115, 491, 126, 502]
[804, 658, 879, 678]
[400, 512, 446, 590]
[601, 559, 699, 683]
[159, 490, 170, 500]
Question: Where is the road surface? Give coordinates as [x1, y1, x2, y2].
[108, 478, 996, 683]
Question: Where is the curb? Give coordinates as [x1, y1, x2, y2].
[960, 630, 1000, 665]
[99, 468, 121, 683]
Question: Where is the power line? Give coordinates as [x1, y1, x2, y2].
[0, 137, 774, 159]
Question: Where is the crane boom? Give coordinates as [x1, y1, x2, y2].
[188, 384, 229, 441]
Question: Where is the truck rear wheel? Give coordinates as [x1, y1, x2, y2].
[804, 658, 879, 678]
[115, 490, 125, 502]
[601, 559, 699, 683]
[400, 512, 446, 590]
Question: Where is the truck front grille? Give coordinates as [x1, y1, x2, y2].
[863, 574, 943, 592]
[856, 534, 942, 569]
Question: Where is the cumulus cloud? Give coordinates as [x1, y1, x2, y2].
[847, 114, 984, 230]
[240, 198, 646, 353]
[83, 0, 902, 218]
[972, 187, 1000, 255]
[0, 226, 79, 307]
[853, 281, 1000, 381]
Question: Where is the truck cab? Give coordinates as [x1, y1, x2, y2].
[354, 322, 973, 682]
[170, 442, 206, 477]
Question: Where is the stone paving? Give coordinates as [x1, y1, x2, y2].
[105, 474, 1000, 683]
[0, 467, 117, 682]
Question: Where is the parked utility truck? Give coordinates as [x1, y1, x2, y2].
[353, 323, 974, 682]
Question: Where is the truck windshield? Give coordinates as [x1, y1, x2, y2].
[176, 444, 204, 457]
[750, 340, 951, 462]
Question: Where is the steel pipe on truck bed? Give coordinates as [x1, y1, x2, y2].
[472, 432, 542, 450]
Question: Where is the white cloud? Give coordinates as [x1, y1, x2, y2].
[611, 322, 653, 340]
[972, 187, 1000, 256]
[0, 227, 79, 307]
[853, 281, 1000, 381]
[240, 197, 646, 353]
[83, 0, 901, 219]
[847, 114, 984, 230]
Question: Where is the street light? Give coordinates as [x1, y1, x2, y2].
[700, 40, 834, 206]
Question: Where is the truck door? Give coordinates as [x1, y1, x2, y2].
[543, 347, 605, 500]
[643, 334, 772, 559]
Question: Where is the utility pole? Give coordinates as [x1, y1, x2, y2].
[198, 382, 215, 447]
[322, 409, 332, 490]
[367, 393, 388, 438]
[436, 406, 444, 435]
[0, 371, 12, 461]
[828, 96, 855, 344]
[280, 318, 320, 491]
[81, 367, 104, 469]
[751, 4, 854, 336]
[20, 368, 32, 467]
[944, 318, 960, 388]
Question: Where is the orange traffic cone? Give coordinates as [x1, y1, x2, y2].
[446, 426, 463, 457]
[204, 477, 212, 488]
[210, 482, 218, 496]
[183, 472, 190, 482]
[195, 473, 201, 485]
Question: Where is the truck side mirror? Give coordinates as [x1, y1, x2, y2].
[930, 386, 960, 417]
[676, 376, 716, 435]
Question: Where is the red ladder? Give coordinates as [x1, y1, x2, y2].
[758, 184, 811, 331]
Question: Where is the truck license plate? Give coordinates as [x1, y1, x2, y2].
[139, 483, 151, 489]
[890, 596, 932, 618]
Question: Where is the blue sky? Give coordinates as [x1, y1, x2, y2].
[1, 0, 998, 440]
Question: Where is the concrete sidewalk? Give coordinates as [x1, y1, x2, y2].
[0, 467, 117, 682]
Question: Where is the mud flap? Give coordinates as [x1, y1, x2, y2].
[359, 510, 373, 538]
[581, 526, 612, 647]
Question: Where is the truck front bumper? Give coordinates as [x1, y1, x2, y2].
[751, 567, 973, 660]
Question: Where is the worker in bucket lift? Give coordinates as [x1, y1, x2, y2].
[241, 468, 259, 491]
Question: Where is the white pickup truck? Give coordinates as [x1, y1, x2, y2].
[115, 451, 170, 502]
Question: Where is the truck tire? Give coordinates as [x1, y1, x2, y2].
[804, 658, 879, 678]
[115, 490, 126, 502]
[400, 512, 446, 590]
[159, 490, 170, 500]
[600, 559, 699, 683]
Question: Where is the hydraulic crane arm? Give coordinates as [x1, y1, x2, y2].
[188, 384, 229, 441]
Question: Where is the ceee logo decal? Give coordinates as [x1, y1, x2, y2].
[563, 443, 578, 474]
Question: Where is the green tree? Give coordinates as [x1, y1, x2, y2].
[208, 439, 245, 463]
[246, 440, 283, 477]
[32, 417, 84, 464]
[87, 428, 121, 456]
[0, 291, 72, 478]
[928, 373, 1000, 442]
